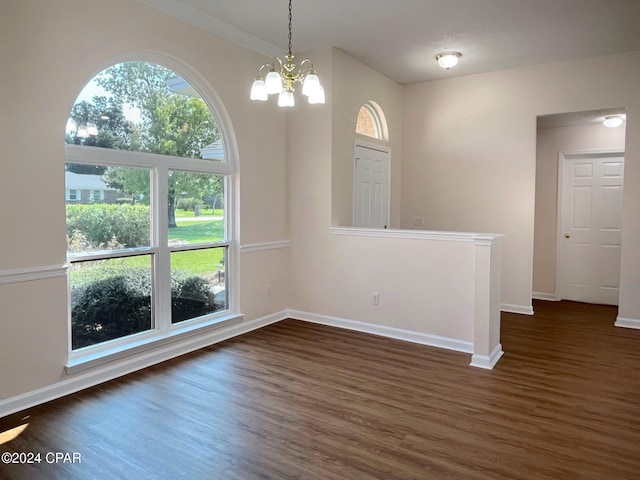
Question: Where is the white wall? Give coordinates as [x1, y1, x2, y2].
[534, 123, 626, 297]
[331, 48, 403, 228]
[0, 0, 290, 403]
[401, 52, 640, 318]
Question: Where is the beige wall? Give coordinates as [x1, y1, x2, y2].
[401, 52, 640, 316]
[289, 49, 498, 353]
[534, 123, 626, 297]
[0, 0, 290, 401]
[331, 48, 403, 228]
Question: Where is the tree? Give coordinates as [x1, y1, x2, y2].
[72, 61, 220, 226]
[66, 97, 135, 150]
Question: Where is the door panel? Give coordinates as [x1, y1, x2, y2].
[354, 144, 389, 228]
[559, 153, 624, 305]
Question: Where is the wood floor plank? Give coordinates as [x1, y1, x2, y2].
[1, 300, 639, 479]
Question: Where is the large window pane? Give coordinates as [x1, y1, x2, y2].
[169, 171, 225, 245]
[65, 164, 151, 254]
[171, 248, 227, 324]
[65, 61, 224, 163]
[70, 256, 153, 350]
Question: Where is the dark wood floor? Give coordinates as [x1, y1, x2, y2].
[1, 301, 639, 479]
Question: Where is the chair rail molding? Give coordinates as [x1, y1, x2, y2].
[0, 264, 68, 285]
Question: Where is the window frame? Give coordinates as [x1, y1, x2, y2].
[67, 189, 79, 201]
[90, 189, 104, 202]
[65, 144, 237, 363]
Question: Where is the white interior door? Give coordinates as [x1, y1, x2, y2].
[354, 144, 390, 228]
[558, 152, 624, 305]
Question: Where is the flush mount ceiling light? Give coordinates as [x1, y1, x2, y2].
[436, 51, 462, 69]
[603, 115, 624, 128]
[250, 0, 325, 107]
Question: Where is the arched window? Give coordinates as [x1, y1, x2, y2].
[65, 60, 235, 353]
[355, 101, 388, 141]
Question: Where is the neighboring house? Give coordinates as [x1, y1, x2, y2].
[64, 171, 120, 204]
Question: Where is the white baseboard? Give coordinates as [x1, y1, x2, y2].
[532, 292, 559, 301]
[286, 309, 474, 354]
[501, 303, 534, 315]
[469, 343, 504, 370]
[615, 316, 640, 330]
[0, 311, 287, 418]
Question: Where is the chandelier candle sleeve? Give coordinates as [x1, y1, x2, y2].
[249, 0, 324, 106]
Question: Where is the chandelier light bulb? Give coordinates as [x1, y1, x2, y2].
[308, 84, 325, 105]
[250, 79, 268, 101]
[436, 51, 462, 69]
[302, 73, 320, 97]
[278, 91, 295, 107]
[265, 71, 283, 95]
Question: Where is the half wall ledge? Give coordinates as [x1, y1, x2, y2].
[330, 227, 505, 369]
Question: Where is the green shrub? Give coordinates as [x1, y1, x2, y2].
[71, 266, 218, 348]
[66, 204, 150, 248]
[71, 266, 152, 349]
[171, 270, 216, 323]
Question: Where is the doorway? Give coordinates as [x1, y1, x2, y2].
[533, 108, 627, 306]
[353, 143, 390, 228]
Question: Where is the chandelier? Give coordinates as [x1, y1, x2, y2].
[250, 0, 325, 107]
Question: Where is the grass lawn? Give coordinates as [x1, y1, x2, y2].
[169, 219, 224, 244]
[175, 208, 224, 218]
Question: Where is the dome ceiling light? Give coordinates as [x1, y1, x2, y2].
[603, 115, 624, 128]
[436, 51, 462, 70]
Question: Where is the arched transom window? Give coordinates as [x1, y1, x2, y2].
[355, 101, 388, 141]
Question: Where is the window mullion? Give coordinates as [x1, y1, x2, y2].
[154, 166, 172, 330]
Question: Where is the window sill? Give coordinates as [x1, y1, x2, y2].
[65, 313, 243, 375]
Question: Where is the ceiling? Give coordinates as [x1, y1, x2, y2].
[141, 0, 640, 85]
[537, 108, 627, 129]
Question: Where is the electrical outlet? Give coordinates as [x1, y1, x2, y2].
[372, 292, 380, 305]
[413, 217, 425, 227]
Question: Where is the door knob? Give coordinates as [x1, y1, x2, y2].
[564, 233, 571, 238]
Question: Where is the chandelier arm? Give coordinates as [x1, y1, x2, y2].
[299, 58, 314, 75]
[258, 63, 275, 77]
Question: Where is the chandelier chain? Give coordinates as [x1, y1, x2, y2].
[288, 0, 293, 56]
